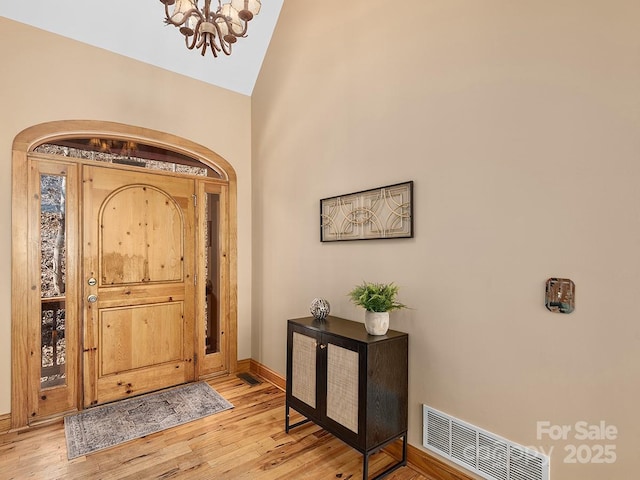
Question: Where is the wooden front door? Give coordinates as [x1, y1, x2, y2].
[82, 165, 196, 406]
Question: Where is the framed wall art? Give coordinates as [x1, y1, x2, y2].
[320, 181, 413, 242]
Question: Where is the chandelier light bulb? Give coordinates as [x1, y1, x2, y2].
[231, 0, 261, 21]
[160, 0, 261, 57]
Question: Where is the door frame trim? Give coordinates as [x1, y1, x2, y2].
[11, 120, 238, 429]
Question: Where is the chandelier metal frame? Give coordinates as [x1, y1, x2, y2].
[160, 0, 261, 57]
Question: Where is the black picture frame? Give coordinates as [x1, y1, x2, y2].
[320, 181, 413, 242]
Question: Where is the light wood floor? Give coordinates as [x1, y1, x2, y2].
[0, 375, 435, 479]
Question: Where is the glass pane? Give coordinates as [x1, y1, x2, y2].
[33, 139, 222, 178]
[40, 174, 67, 388]
[205, 192, 220, 355]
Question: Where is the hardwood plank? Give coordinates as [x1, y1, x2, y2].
[0, 375, 438, 480]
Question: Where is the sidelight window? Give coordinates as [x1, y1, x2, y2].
[40, 174, 67, 388]
[205, 192, 221, 354]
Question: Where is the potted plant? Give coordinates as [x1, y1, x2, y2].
[348, 281, 406, 335]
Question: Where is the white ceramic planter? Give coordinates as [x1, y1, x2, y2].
[364, 311, 390, 335]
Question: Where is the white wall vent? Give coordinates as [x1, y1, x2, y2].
[423, 405, 549, 480]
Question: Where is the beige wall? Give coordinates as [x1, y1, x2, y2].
[251, 1, 640, 479]
[0, 18, 253, 415]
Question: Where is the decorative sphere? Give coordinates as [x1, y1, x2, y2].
[310, 298, 330, 320]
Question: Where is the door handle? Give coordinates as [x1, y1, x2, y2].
[87, 294, 98, 303]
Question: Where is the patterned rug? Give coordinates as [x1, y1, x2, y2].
[64, 382, 233, 459]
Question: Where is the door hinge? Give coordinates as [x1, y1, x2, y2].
[194, 353, 198, 364]
[194, 274, 197, 286]
[192, 194, 197, 207]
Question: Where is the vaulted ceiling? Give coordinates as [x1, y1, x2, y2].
[0, 0, 284, 96]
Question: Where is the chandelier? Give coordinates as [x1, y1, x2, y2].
[160, 0, 261, 57]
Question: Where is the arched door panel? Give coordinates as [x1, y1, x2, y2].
[82, 165, 196, 406]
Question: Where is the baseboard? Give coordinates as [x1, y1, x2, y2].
[236, 358, 251, 373]
[249, 359, 286, 391]
[385, 440, 476, 480]
[246, 359, 474, 480]
[0, 413, 11, 434]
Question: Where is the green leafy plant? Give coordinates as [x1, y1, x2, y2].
[348, 281, 407, 312]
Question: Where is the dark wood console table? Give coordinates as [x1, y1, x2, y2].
[285, 315, 408, 480]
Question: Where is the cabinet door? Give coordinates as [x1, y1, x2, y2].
[291, 330, 317, 408]
[323, 334, 365, 449]
[326, 342, 359, 432]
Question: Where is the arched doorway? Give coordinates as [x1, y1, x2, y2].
[11, 120, 238, 428]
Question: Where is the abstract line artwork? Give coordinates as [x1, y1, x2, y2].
[320, 181, 413, 242]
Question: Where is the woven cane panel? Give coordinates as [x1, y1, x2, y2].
[291, 332, 316, 408]
[326, 344, 359, 433]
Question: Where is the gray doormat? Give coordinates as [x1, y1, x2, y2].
[64, 382, 233, 459]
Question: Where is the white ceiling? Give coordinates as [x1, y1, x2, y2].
[0, 0, 284, 96]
